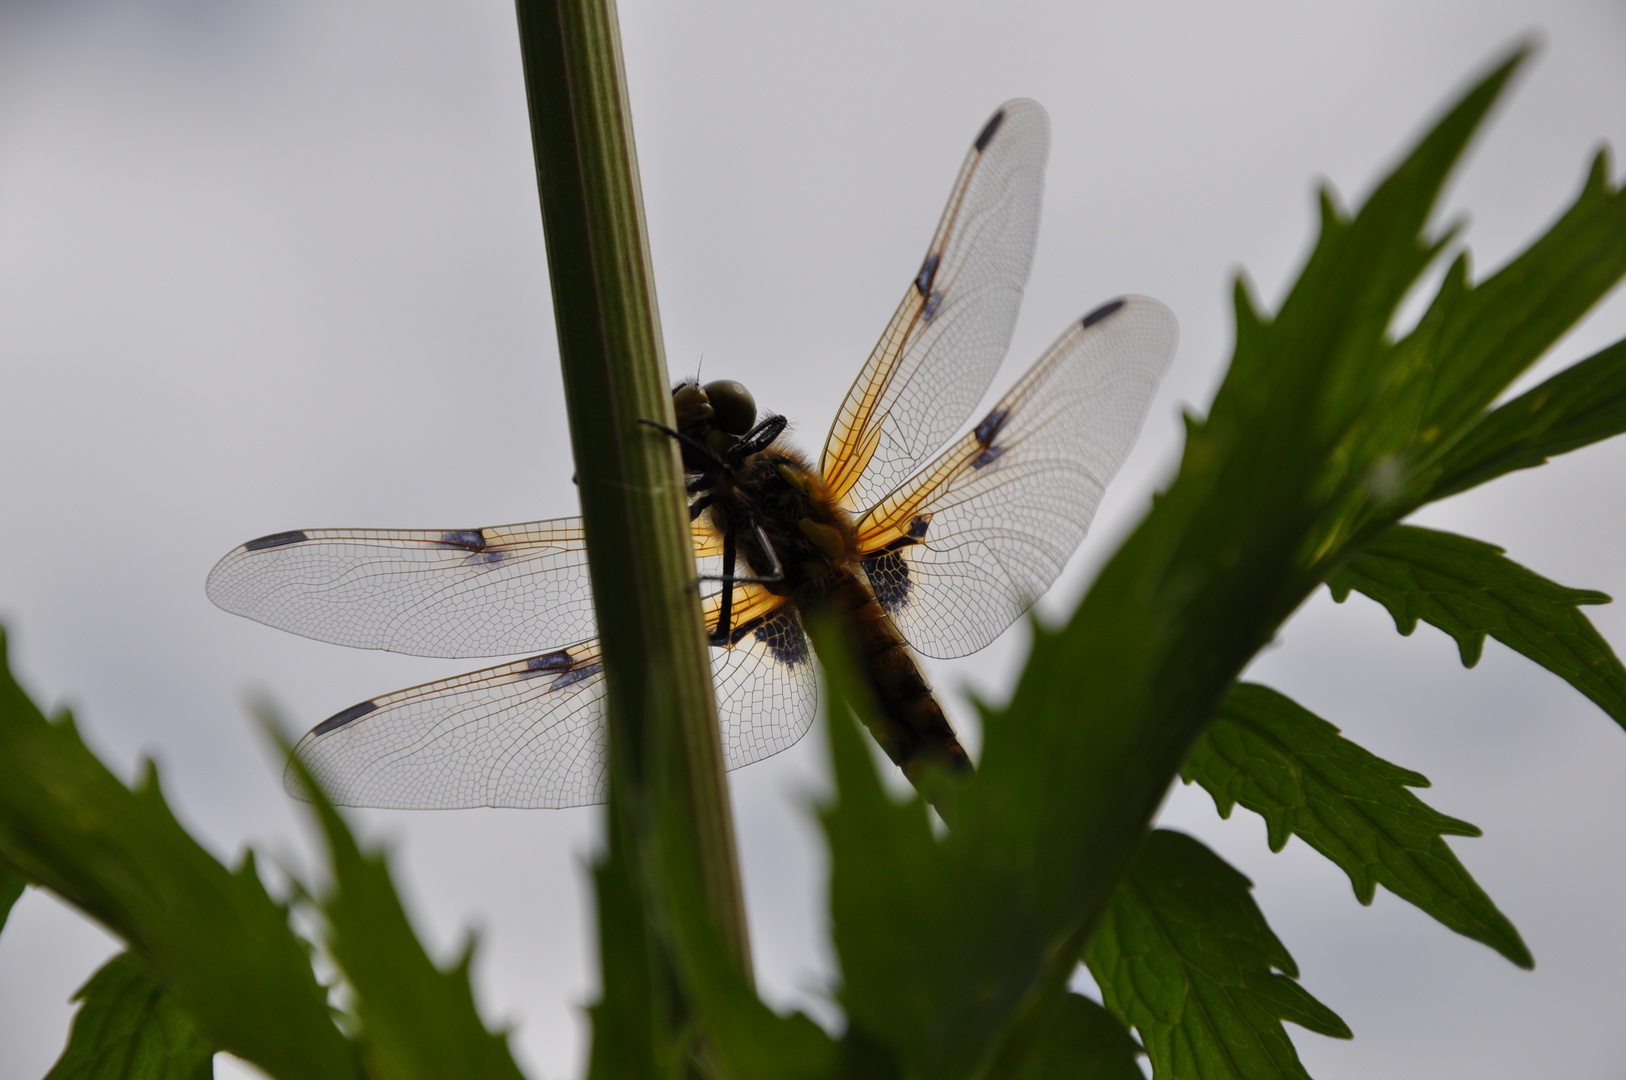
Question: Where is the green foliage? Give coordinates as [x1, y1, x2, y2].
[1428, 335, 1626, 500]
[1087, 831, 1350, 1080]
[45, 952, 215, 1080]
[6, 31, 1626, 1080]
[1329, 525, 1626, 728]
[1375, 146, 1626, 516]
[584, 824, 678, 1080]
[642, 703, 841, 1080]
[0, 854, 24, 932]
[819, 639, 969, 1078]
[0, 642, 527, 1080]
[282, 738, 530, 1080]
[1184, 683, 1529, 966]
[794, 43, 1626, 1080]
[0, 631, 356, 1080]
[1016, 995, 1143, 1080]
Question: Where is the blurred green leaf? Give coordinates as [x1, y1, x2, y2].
[632, 652, 838, 1080]
[1086, 831, 1350, 1080]
[0, 630, 355, 1080]
[45, 952, 215, 1080]
[585, 827, 680, 1080]
[1185, 683, 1530, 967]
[1329, 525, 1626, 728]
[279, 736, 529, 1080]
[817, 621, 954, 1079]
[1016, 994, 1143, 1080]
[1425, 334, 1626, 501]
[648, 750, 839, 1080]
[0, 854, 25, 933]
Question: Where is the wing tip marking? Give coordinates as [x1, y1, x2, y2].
[975, 108, 1007, 152]
[314, 699, 377, 736]
[1082, 297, 1127, 328]
[244, 530, 309, 551]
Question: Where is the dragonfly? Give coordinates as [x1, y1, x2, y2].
[207, 99, 1178, 810]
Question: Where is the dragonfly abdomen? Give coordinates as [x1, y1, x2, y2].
[805, 567, 972, 784]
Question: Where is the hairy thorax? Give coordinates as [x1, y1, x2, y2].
[706, 443, 859, 607]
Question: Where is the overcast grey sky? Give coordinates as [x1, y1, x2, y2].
[2, 2, 1625, 1078]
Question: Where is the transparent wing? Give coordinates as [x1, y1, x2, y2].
[206, 519, 591, 659]
[706, 585, 819, 770]
[854, 296, 1178, 659]
[288, 591, 817, 809]
[290, 643, 612, 809]
[820, 99, 1049, 513]
[208, 517, 722, 660]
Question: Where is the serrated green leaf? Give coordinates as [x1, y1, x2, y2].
[45, 952, 215, 1080]
[1425, 334, 1626, 501]
[1185, 683, 1531, 967]
[1408, 149, 1626, 456]
[279, 734, 529, 1080]
[1086, 831, 1350, 1080]
[1017, 994, 1143, 1080]
[0, 853, 25, 933]
[808, 50, 1538, 1080]
[1301, 77, 1626, 563]
[0, 629, 356, 1080]
[1328, 525, 1626, 728]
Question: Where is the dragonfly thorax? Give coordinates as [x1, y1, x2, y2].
[706, 446, 858, 601]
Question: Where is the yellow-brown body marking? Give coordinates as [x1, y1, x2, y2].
[705, 441, 971, 782]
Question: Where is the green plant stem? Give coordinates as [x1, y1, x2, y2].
[512, 0, 751, 979]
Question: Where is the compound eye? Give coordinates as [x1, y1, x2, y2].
[671, 381, 714, 431]
[702, 379, 756, 436]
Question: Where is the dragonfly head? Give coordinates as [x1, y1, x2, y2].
[672, 379, 758, 471]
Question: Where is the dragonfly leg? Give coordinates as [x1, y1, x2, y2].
[709, 528, 738, 646]
[637, 417, 729, 472]
[701, 520, 790, 646]
[695, 519, 785, 590]
[688, 492, 715, 521]
[734, 414, 788, 457]
[748, 520, 786, 583]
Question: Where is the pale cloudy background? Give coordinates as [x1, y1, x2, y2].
[2, 1, 1625, 1077]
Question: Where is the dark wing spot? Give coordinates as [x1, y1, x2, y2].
[520, 650, 576, 678]
[721, 613, 766, 648]
[438, 529, 487, 551]
[864, 551, 912, 614]
[550, 663, 602, 691]
[1082, 298, 1126, 328]
[974, 108, 1007, 153]
[754, 606, 810, 667]
[974, 407, 1009, 445]
[244, 530, 308, 551]
[972, 446, 1006, 469]
[314, 699, 377, 736]
[922, 290, 944, 322]
[915, 252, 941, 296]
[877, 517, 929, 555]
